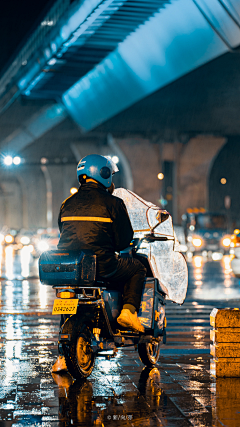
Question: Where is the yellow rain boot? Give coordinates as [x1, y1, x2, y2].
[117, 309, 145, 333]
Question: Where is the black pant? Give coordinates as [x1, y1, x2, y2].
[99, 257, 147, 312]
[60, 257, 147, 329]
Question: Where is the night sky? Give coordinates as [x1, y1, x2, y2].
[0, 0, 52, 74]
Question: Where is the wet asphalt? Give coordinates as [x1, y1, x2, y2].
[0, 247, 240, 426]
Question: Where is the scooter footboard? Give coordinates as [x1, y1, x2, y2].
[138, 278, 165, 335]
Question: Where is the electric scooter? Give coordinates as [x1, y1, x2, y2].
[39, 189, 188, 379]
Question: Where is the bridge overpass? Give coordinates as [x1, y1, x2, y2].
[0, 0, 240, 229]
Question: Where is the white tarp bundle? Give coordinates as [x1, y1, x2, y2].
[114, 188, 188, 304]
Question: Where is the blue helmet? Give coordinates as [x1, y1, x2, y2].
[77, 154, 118, 188]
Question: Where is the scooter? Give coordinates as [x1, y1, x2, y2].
[39, 189, 188, 379]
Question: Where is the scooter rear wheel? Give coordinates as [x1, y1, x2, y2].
[64, 326, 95, 379]
[138, 341, 160, 366]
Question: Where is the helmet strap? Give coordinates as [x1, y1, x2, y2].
[86, 178, 98, 184]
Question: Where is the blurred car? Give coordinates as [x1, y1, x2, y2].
[0, 228, 20, 249]
[230, 229, 240, 277]
[32, 228, 60, 257]
[15, 229, 37, 249]
[182, 210, 231, 256]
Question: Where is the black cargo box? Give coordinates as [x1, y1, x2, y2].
[39, 250, 96, 286]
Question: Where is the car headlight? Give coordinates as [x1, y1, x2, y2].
[222, 237, 231, 248]
[192, 237, 203, 248]
[5, 234, 14, 244]
[37, 241, 49, 252]
[20, 236, 30, 245]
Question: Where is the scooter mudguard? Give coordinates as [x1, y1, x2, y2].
[103, 290, 122, 322]
[138, 278, 165, 337]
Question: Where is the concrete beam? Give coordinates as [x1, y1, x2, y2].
[63, 0, 240, 131]
[0, 104, 67, 155]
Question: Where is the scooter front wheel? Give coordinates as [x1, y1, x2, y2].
[138, 341, 160, 367]
[64, 326, 95, 379]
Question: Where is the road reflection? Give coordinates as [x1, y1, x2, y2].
[0, 244, 37, 280]
[0, 247, 54, 314]
[5, 246, 14, 280]
[20, 246, 32, 277]
[0, 249, 240, 425]
[52, 366, 163, 426]
[22, 280, 30, 306]
[188, 255, 240, 300]
[212, 378, 240, 426]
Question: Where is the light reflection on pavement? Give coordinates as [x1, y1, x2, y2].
[0, 248, 239, 425]
[187, 255, 240, 301]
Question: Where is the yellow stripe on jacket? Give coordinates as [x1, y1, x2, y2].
[61, 216, 113, 223]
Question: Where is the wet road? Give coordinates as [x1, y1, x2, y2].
[0, 248, 240, 426]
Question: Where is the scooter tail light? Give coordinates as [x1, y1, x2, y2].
[57, 290, 75, 298]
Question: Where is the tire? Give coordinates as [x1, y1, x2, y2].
[63, 325, 95, 380]
[68, 381, 93, 424]
[138, 340, 160, 367]
[138, 366, 161, 396]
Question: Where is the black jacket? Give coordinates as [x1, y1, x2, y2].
[57, 182, 133, 275]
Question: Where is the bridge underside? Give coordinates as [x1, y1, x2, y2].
[1, 47, 240, 160]
[1, 0, 240, 153]
[0, 0, 240, 228]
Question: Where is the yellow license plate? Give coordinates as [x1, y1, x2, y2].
[52, 298, 78, 315]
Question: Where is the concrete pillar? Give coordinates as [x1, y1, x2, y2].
[0, 177, 22, 229]
[118, 135, 226, 224]
[16, 167, 47, 229]
[15, 164, 76, 230]
[177, 135, 226, 221]
[161, 141, 180, 223]
[0, 167, 47, 230]
[46, 164, 77, 227]
[41, 166, 53, 229]
[70, 141, 103, 160]
[107, 134, 133, 190]
[115, 137, 161, 204]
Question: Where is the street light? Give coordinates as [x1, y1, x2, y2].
[3, 155, 22, 166]
[4, 156, 13, 166]
[13, 156, 21, 165]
